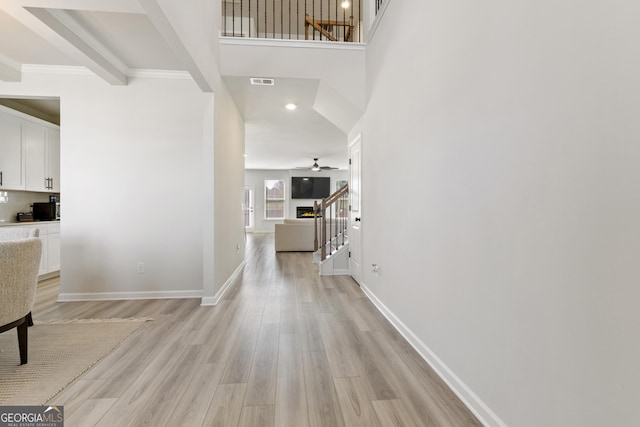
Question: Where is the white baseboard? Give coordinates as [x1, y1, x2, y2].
[359, 283, 507, 427]
[38, 270, 60, 281]
[57, 289, 203, 302]
[201, 260, 246, 306]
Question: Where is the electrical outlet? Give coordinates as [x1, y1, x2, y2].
[372, 264, 380, 277]
[137, 262, 144, 274]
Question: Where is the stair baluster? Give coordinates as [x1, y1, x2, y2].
[314, 183, 349, 262]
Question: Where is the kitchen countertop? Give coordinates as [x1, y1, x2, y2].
[0, 220, 60, 227]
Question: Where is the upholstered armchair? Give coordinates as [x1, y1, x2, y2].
[0, 228, 42, 365]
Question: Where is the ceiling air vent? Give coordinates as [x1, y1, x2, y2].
[250, 77, 275, 86]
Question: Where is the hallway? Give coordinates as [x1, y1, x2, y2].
[33, 233, 482, 426]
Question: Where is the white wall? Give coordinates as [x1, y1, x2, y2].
[211, 82, 246, 297]
[245, 169, 289, 233]
[245, 169, 348, 232]
[358, 1, 640, 426]
[151, 0, 246, 302]
[0, 71, 216, 299]
[63, 75, 212, 298]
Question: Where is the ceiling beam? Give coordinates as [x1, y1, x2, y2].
[24, 7, 127, 85]
[138, 0, 212, 93]
[0, 54, 21, 82]
[15, 0, 144, 14]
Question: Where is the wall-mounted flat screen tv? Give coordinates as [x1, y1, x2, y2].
[291, 177, 331, 199]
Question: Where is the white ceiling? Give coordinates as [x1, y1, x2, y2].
[0, 1, 350, 171]
[0, 8, 76, 66]
[224, 76, 347, 170]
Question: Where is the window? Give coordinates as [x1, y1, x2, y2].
[264, 179, 285, 219]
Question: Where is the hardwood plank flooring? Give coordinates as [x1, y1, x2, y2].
[302, 350, 346, 427]
[275, 334, 309, 427]
[202, 383, 246, 427]
[334, 377, 381, 427]
[29, 233, 482, 426]
[244, 322, 279, 406]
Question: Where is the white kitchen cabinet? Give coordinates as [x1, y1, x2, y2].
[1, 106, 60, 193]
[25, 122, 47, 191]
[35, 223, 60, 276]
[47, 129, 61, 192]
[0, 222, 61, 277]
[0, 110, 25, 190]
[25, 122, 60, 192]
[47, 223, 61, 272]
[39, 233, 49, 275]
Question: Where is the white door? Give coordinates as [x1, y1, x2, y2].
[243, 185, 254, 232]
[349, 134, 363, 285]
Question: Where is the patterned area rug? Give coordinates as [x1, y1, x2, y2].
[0, 318, 150, 405]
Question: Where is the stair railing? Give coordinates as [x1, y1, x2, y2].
[221, 0, 363, 42]
[314, 183, 349, 261]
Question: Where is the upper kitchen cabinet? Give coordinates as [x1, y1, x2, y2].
[0, 104, 60, 193]
[25, 122, 46, 191]
[0, 110, 26, 190]
[25, 122, 60, 192]
[47, 129, 60, 193]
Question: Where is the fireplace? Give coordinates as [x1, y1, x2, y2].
[296, 206, 316, 218]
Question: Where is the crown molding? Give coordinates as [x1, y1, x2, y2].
[22, 64, 93, 75]
[20, 65, 192, 81]
[126, 69, 191, 79]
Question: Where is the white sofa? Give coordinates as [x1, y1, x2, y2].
[274, 219, 317, 252]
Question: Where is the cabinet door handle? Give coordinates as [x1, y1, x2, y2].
[0, 171, 3, 186]
[50, 177, 54, 189]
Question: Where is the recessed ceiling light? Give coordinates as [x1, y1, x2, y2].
[341, 1, 350, 8]
[285, 103, 297, 110]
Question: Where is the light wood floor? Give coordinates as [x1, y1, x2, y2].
[33, 233, 482, 427]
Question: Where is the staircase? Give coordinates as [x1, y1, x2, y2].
[305, 14, 355, 42]
[312, 184, 349, 276]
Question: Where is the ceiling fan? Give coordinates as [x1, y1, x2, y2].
[296, 158, 338, 172]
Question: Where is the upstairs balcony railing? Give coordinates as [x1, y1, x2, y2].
[222, 0, 363, 42]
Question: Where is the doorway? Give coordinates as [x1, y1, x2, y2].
[243, 185, 254, 232]
[349, 134, 362, 285]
